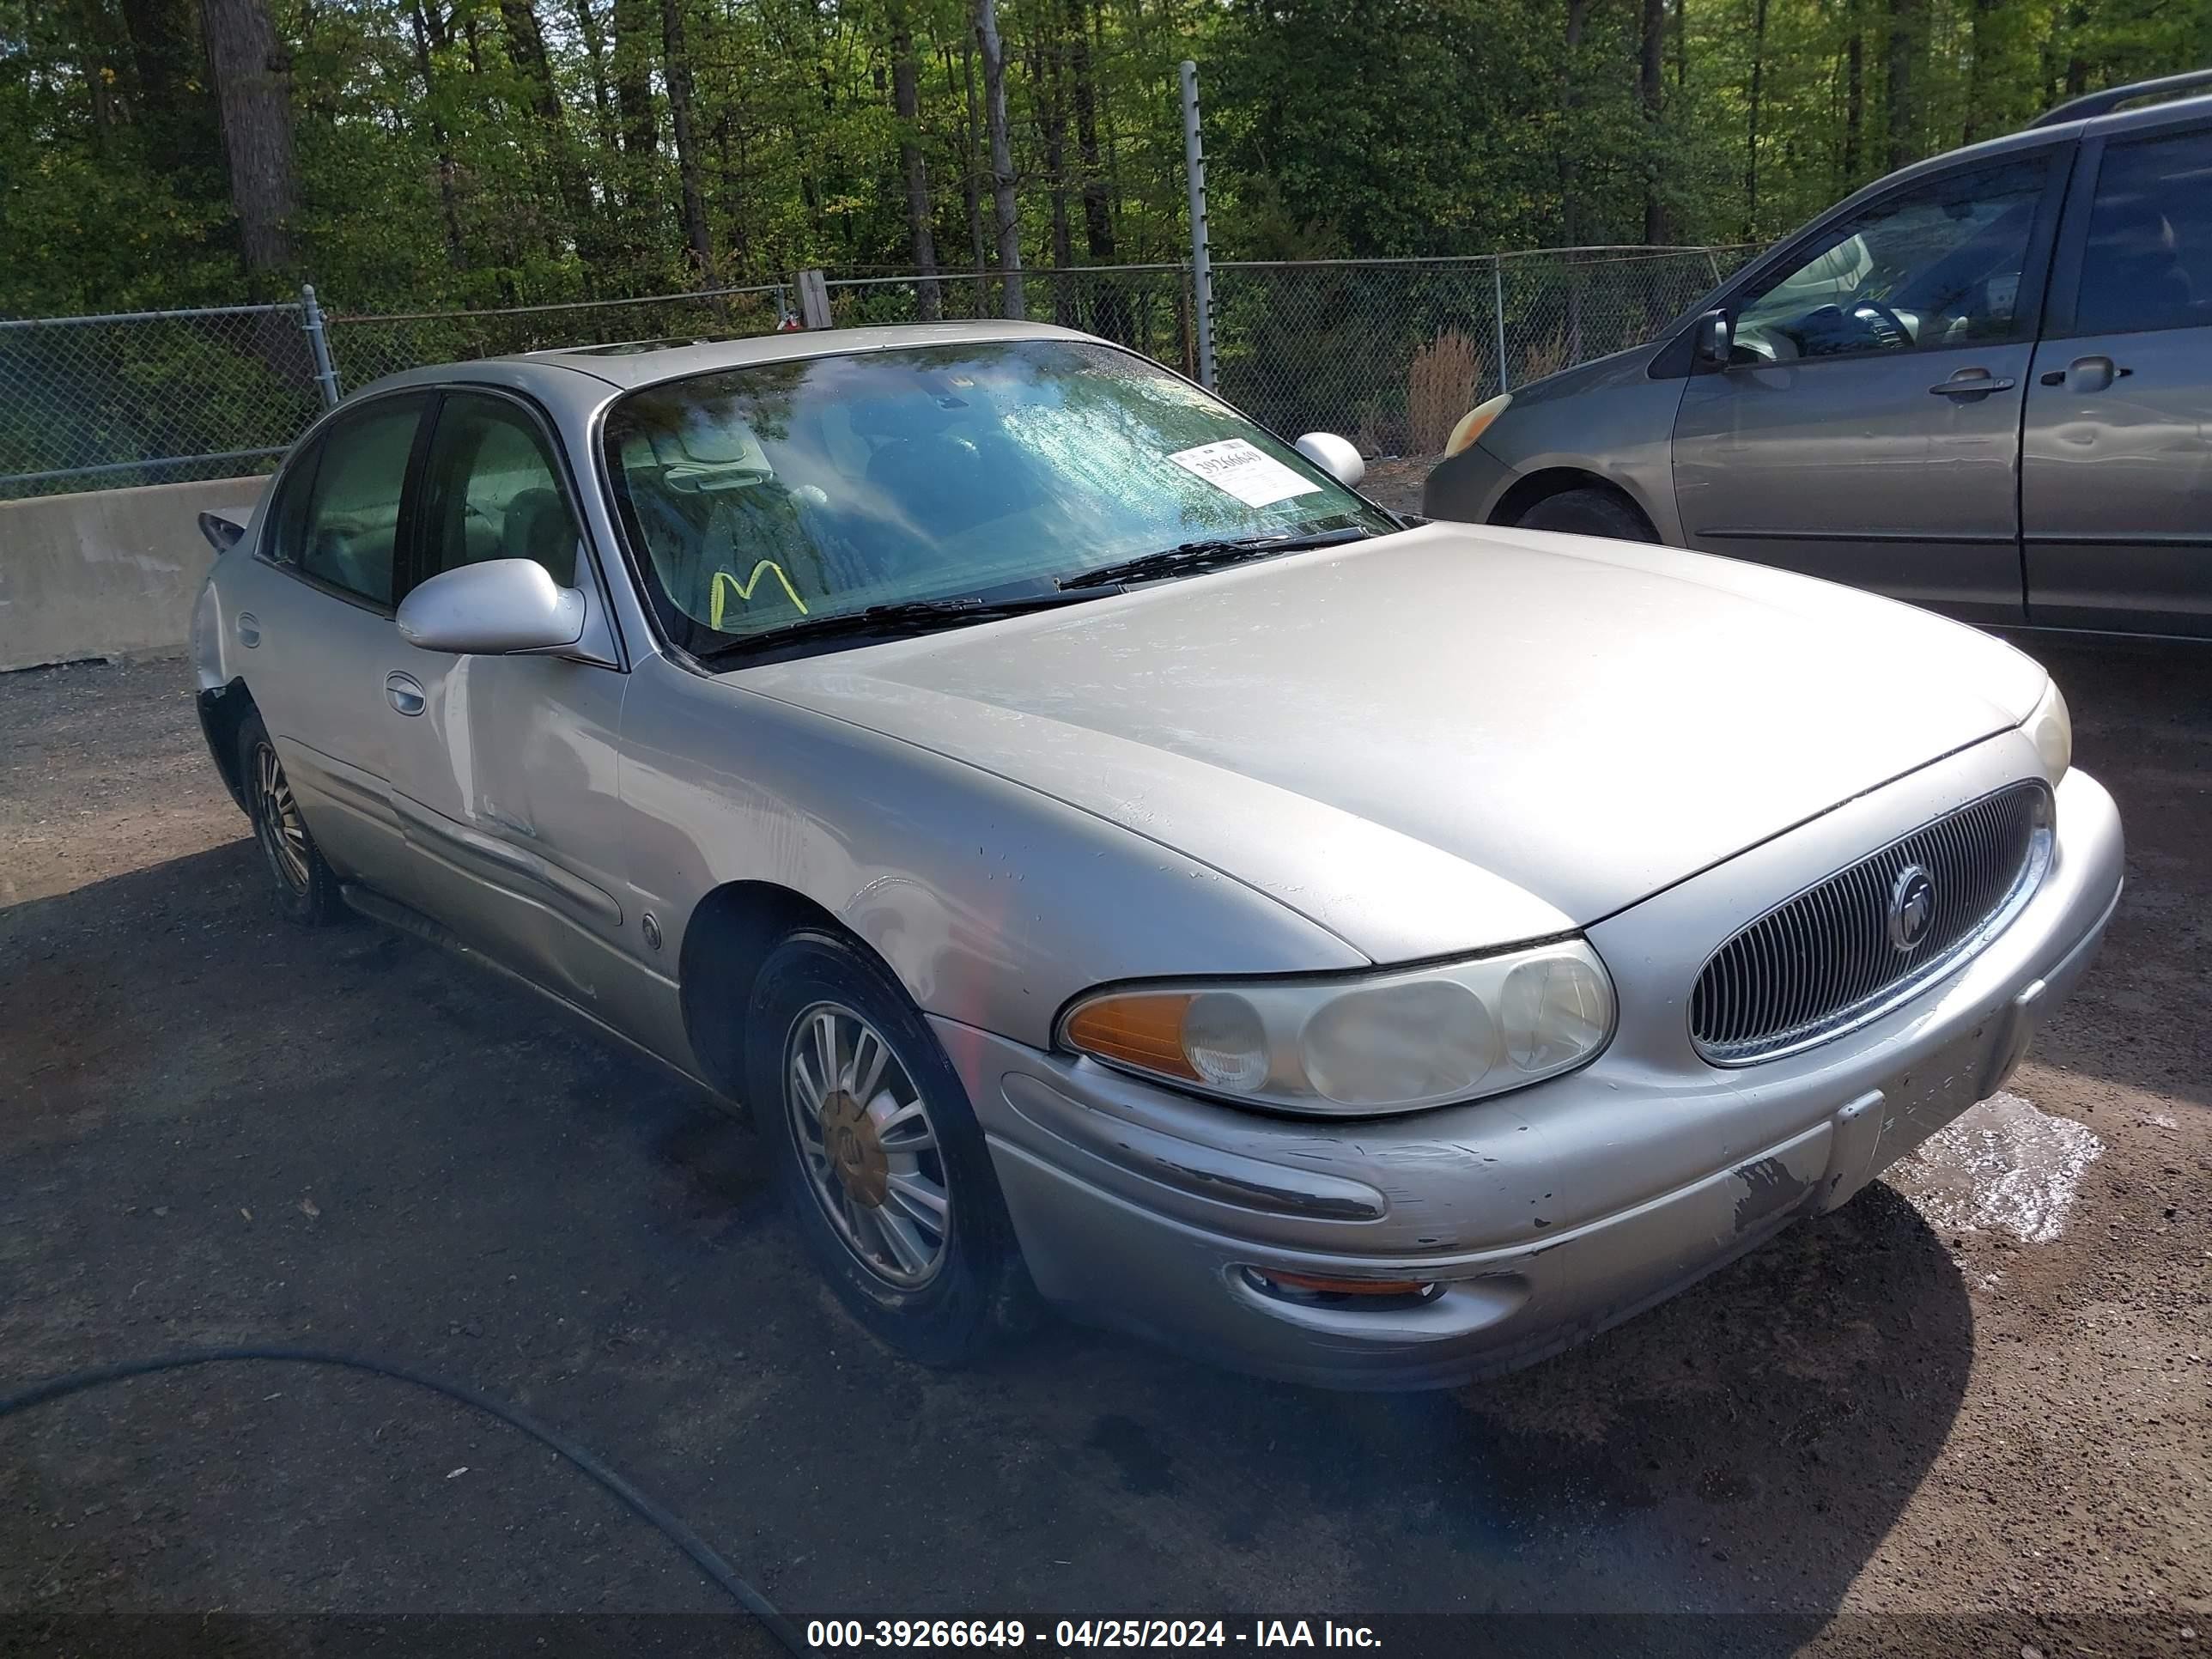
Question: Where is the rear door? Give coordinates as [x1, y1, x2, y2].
[1671, 148, 2069, 623]
[380, 388, 637, 1010]
[2021, 116, 2212, 635]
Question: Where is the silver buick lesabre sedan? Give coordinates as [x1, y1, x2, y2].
[191, 321, 2124, 1389]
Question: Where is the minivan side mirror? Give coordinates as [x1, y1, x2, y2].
[1294, 431, 1365, 488]
[1691, 309, 1733, 370]
[396, 558, 586, 656]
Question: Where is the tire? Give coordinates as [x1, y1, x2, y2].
[1514, 487, 1657, 543]
[748, 929, 1032, 1367]
[236, 710, 346, 926]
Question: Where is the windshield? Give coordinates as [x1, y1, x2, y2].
[600, 338, 1392, 656]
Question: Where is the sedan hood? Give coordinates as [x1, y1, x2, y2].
[732, 524, 2046, 963]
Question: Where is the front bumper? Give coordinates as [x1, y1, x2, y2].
[936, 753, 2124, 1391]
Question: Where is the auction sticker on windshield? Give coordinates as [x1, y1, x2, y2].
[1167, 439, 1322, 507]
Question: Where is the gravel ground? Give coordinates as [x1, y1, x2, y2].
[1, 566, 2206, 1655]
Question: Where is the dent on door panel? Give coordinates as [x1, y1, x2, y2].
[386, 652, 647, 1023]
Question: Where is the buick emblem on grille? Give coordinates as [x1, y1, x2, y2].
[1888, 865, 1936, 952]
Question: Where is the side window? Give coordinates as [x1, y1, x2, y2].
[1730, 156, 2050, 362]
[292, 398, 426, 607]
[416, 393, 580, 591]
[2075, 127, 2212, 337]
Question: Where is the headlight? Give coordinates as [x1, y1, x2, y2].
[2026, 678, 2070, 786]
[1057, 939, 1615, 1115]
[1443, 392, 1512, 458]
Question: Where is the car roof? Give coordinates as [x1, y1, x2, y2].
[351, 318, 1101, 405]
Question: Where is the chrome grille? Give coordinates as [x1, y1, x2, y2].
[1691, 781, 2051, 1064]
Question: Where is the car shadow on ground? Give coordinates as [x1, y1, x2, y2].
[4, 836, 1974, 1650]
[2002, 640, 2211, 1114]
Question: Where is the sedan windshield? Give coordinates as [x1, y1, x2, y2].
[599, 338, 1392, 657]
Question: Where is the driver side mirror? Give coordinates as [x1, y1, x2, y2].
[1691, 309, 1733, 371]
[1294, 431, 1365, 489]
[396, 558, 586, 657]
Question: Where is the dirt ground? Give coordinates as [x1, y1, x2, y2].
[2, 573, 2207, 1652]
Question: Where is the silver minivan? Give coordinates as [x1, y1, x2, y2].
[1424, 71, 2212, 639]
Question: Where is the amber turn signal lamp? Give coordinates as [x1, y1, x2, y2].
[1061, 993, 1200, 1082]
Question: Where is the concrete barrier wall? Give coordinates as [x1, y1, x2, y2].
[0, 476, 269, 673]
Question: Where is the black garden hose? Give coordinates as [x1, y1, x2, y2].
[0, 1345, 807, 1656]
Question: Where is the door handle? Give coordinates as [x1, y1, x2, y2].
[1928, 371, 2015, 398]
[385, 672, 426, 717]
[2037, 356, 2128, 393]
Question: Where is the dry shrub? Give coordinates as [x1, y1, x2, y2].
[1517, 323, 1572, 385]
[1406, 327, 1484, 457]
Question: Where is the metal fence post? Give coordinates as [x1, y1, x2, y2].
[1492, 257, 1510, 395]
[301, 284, 341, 408]
[1179, 61, 1216, 392]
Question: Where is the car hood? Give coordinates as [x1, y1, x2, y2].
[730, 523, 2047, 963]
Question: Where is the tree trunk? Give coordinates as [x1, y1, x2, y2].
[1746, 0, 1769, 239]
[973, 0, 1023, 319]
[960, 37, 987, 285]
[200, 0, 300, 280]
[613, 0, 657, 173]
[405, 1, 467, 269]
[500, 0, 595, 244]
[1844, 19, 1864, 182]
[659, 0, 714, 283]
[1962, 0, 1996, 143]
[572, 0, 622, 170]
[1030, 37, 1073, 321]
[1066, 0, 1124, 339]
[889, 0, 941, 319]
[1638, 0, 1665, 243]
[1885, 0, 1918, 172]
[1559, 0, 1589, 248]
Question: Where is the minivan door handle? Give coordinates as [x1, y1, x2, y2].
[1928, 370, 2015, 398]
[2037, 355, 2127, 393]
[385, 672, 427, 717]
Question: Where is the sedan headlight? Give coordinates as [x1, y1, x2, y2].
[2026, 678, 2070, 786]
[1443, 392, 1512, 458]
[1057, 939, 1615, 1116]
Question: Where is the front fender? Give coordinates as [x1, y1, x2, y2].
[617, 657, 1367, 1049]
[1435, 349, 1692, 544]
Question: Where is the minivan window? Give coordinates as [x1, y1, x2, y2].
[2075, 126, 2212, 337]
[1730, 156, 2048, 362]
[289, 397, 428, 607]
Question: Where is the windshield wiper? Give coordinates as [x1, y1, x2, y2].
[1058, 526, 1375, 591]
[696, 587, 1120, 662]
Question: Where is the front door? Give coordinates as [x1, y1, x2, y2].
[1672, 150, 2066, 624]
[380, 389, 636, 1011]
[2023, 120, 2212, 636]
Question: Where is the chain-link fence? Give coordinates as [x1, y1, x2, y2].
[0, 300, 333, 500]
[1213, 246, 1752, 456]
[2, 247, 1755, 501]
[325, 283, 792, 393]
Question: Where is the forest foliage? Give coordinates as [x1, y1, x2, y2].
[3, 0, 2209, 318]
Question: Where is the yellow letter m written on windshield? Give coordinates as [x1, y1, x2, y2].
[709, 562, 810, 629]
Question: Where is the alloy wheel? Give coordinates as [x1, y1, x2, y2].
[253, 741, 311, 893]
[783, 1000, 951, 1288]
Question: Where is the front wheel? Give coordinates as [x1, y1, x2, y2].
[749, 930, 1032, 1366]
[1514, 487, 1657, 542]
[236, 710, 345, 926]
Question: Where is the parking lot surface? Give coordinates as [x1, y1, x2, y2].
[3, 598, 2207, 1652]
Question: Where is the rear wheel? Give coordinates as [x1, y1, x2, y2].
[237, 710, 344, 926]
[1515, 487, 1657, 543]
[750, 929, 1031, 1366]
